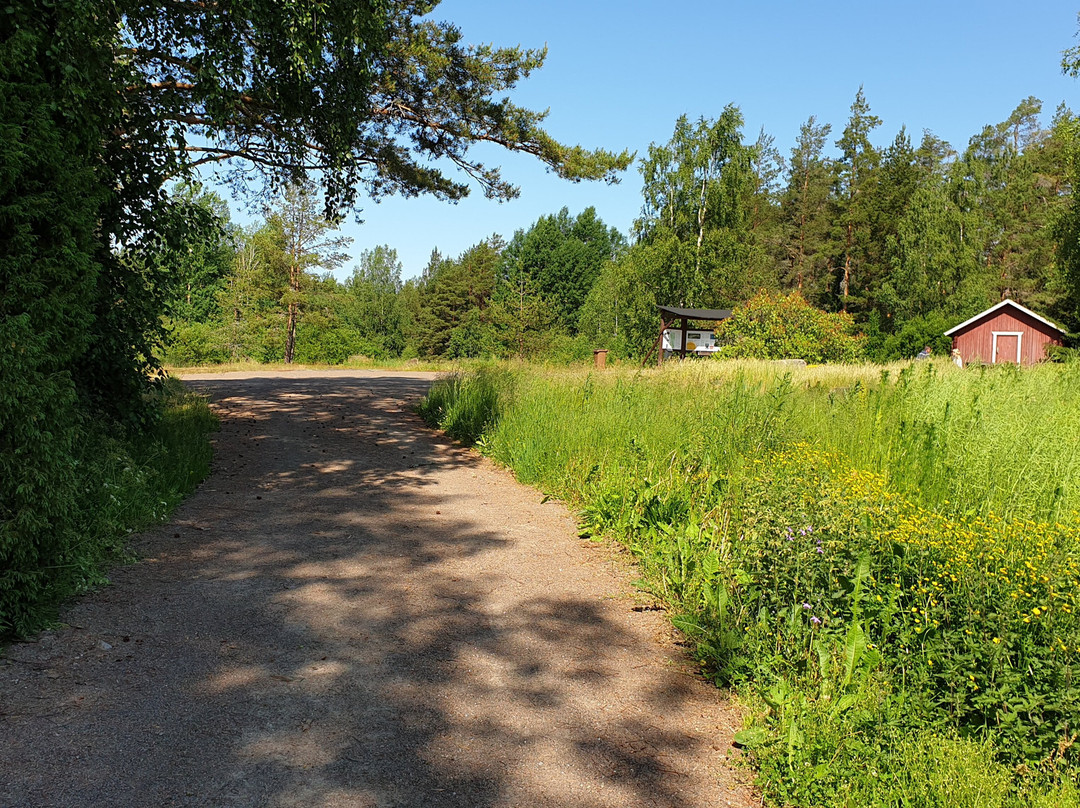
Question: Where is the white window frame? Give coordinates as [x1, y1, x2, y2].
[991, 331, 1023, 363]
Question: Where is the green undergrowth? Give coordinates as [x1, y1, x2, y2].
[417, 366, 514, 445]
[0, 378, 216, 638]
[421, 359, 1080, 807]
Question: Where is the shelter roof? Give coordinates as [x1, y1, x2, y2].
[657, 305, 733, 322]
[944, 299, 1066, 337]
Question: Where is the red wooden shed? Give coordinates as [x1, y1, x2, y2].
[945, 299, 1066, 366]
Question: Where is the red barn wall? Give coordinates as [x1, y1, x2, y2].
[952, 308, 1063, 365]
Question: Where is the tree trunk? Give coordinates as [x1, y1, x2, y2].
[518, 277, 525, 359]
[284, 300, 297, 364]
[284, 259, 301, 364]
[797, 162, 809, 289]
[841, 222, 853, 311]
[695, 176, 707, 279]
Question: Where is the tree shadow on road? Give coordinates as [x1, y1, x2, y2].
[0, 373, 745, 808]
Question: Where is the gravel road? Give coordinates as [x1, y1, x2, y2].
[0, 370, 755, 808]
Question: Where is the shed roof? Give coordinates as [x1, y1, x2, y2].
[657, 305, 733, 321]
[944, 299, 1066, 337]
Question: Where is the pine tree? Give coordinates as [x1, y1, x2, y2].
[263, 184, 352, 363]
[780, 116, 833, 302]
[832, 87, 882, 312]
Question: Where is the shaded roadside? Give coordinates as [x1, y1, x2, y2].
[0, 370, 754, 808]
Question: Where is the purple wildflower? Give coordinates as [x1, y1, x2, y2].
[810, 616, 822, 625]
[802, 603, 812, 610]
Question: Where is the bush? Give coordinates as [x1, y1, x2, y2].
[293, 323, 365, 364]
[1046, 344, 1080, 363]
[866, 310, 955, 362]
[445, 309, 501, 359]
[715, 291, 866, 363]
[1, 379, 215, 637]
[162, 319, 230, 366]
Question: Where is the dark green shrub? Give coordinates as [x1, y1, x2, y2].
[867, 310, 955, 361]
[293, 323, 362, 364]
[1046, 344, 1079, 363]
[1, 380, 215, 637]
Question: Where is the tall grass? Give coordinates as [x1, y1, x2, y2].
[487, 359, 1080, 520]
[418, 366, 513, 444]
[422, 358, 1080, 807]
[800, 361, 1080, 521]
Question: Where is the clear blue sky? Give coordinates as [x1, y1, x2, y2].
[205, 1, 1080, 280]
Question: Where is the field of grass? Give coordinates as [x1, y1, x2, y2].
[420, 358, 1080, 807]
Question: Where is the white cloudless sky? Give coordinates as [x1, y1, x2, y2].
[202, 1, 1080, 280]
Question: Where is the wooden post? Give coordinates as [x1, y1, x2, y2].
[679, 317, 689, 360]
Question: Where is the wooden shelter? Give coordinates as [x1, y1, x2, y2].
[945, 299, 1066, 366]
[644, 305, 733, 366]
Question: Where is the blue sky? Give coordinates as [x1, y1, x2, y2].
[205, 1, 1080, 280]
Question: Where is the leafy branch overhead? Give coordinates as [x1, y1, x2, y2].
[117, 0, 633, 216]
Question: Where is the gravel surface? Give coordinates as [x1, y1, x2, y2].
[0, 370, 756, 808]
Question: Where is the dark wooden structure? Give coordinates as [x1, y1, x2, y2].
[945, 299, 1066, 366]
[643, 305, 733, 367]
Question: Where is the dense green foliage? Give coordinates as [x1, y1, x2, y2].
[165, 87, 1080, 368]
[422, 361, 1080, 806]
[2, 0, 628, 637]
[714, 291, 865, 362]
[0, 381, 216, 637]
[117, 0, 631, 214]
[0, 0, 155, 637]
[163, 204, 629, 364]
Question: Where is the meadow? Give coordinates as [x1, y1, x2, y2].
[420, 358, 1080, 807]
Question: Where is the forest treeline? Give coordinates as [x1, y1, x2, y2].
[164, 89, 1080, 366]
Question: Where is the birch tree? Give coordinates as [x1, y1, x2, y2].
[635, 107, 753, 305]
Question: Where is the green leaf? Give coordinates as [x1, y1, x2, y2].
[732, 727, 769, 749]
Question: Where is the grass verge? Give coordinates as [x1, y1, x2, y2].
[421, 359, 1080, 807]
[0, 378, 216, 638]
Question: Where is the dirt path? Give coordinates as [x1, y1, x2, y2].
[0, 370, 755, 808]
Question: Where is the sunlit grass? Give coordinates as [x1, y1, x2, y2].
[421, 356, 1080, 807]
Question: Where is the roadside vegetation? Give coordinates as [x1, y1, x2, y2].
[0, 381, 216, 638]
[421, 359, 1080, 807]
[166, 357, 461, 376]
